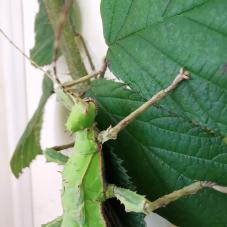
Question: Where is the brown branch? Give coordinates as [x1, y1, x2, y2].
[98, 68, 189, 143]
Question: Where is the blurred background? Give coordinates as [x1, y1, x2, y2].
[0, 0, 172, 226]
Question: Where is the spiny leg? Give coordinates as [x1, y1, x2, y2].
[98, 68, 189, 143]
[63, 71, 101, 89]
[43, 142, 74, 165]
[105, 181, 227, 215]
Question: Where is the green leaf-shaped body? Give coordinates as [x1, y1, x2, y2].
[61, 129, 106, 227]
[66, 101, 96, 132]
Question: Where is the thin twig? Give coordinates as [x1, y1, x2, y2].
[50, 142, 74, 151]
[75, 32, 95, 71]
[63, 71, 101, 88]
[144, 181, 227, 214]
[0, 28, 53, 81]
[98, 68, 189, 143]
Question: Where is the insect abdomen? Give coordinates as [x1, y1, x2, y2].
[61, 130, 106, 227]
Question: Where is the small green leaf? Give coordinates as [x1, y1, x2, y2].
[42, 216, 62, 227]
[44, 148, 68, 165]
[10, 77, 53, 178]
[30, 0, 55, 66]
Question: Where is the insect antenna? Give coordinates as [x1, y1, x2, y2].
[0, 27, 53, 81]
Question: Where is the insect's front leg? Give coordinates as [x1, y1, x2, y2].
[98, 68, 189, 143]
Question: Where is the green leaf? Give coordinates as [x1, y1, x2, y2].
[42, 216, 62, 227]
[91, 79, 227, 226]
[10, 77, 53, 178]
[101, 0, 227, 135]
[30, 0, 55, 66]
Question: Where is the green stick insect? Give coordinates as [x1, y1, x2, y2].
[62, 99, 105, 227]
[45, 69, 188, 227]
[2, 0, 227, 226]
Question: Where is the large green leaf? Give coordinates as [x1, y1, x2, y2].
[30, 0, 55, 66]
[10, 77, 53, 178]
[101, 0, 227, 135]
[91, 79, 227, 226]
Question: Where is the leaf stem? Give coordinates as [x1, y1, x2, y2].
[99, 68, 189, 143]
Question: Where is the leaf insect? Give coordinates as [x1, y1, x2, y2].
[1, 0, 227, 226]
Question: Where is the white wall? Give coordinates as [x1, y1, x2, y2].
[0, 0, 34, 227]
[0, 0, 172, 226]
